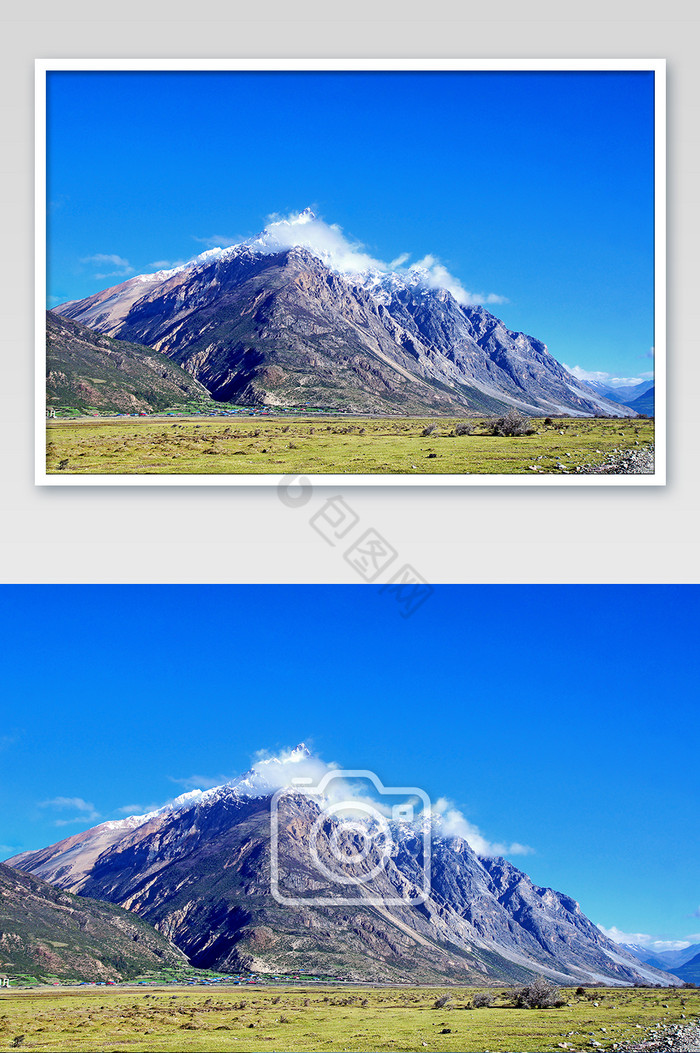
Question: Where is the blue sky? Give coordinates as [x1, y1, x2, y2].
[2, 585, 697, 948]
[46, 69, 656, 388]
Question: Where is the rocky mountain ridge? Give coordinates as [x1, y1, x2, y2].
[8, 749, 675, 986]
[55, 212, 635, 418]
[0, 862, 187, 981]
[46, 310, 215, 415]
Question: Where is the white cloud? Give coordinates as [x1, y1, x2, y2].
[114, 802, 162, 815]
[597, 925, 694, 952]
[168, 774, 233, 791]
[147, 259, 186, 271]
[408, 256, 509, 307]
[39, 796, 101, 824]
[196, 209, 506, 306]
[81, 253, 135, 279]
[39, 796, 96, 813]
[389, 252, 411, 268]
[562, 365, 650, 389]
[252, 209, 385, 274]
[430, 797, 533, 857]
[53, 817, 96, 827]
[193, 234, 244, 249]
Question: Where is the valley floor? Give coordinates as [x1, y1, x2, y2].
[0, 984, 695, 1053]
[45, 416, 655, 478]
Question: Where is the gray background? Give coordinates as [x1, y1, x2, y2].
[1, 1, 697, 584]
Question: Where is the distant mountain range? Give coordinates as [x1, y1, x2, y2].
[627, 385, 655, 415]
[46, 310, 215, 415]
[53, 210, 636, 418]
[619, 942, 700, 982]
[8, 746, 675, 986]
[586, 379, 654, 416]
[0, 861, 186, 981]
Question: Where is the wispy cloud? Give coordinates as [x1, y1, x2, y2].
[430, 797, 533, 857]
[114, 802, 162, 815]
[39, 796, 101, 825]
[597, 924, 695, 952]
[81, 253, 135, 279]
[193, 234, 244, 249]
[146, 259, 186, 271]
[562, 365, 651, 389]
[168, 774, 233, 791]
[408, 255, 508, 306]
[53, 817, 97, 827]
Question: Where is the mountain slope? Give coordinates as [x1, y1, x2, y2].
[0, 862, 187, 981]
[674, 951, 700, 983]
[627, 385, 655, 415]
[54, 213, 633, 418]
[8, 750, 675, 987]
[46, 310, 216, 415]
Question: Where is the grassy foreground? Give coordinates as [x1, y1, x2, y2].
[45, 416, 654, 477]
[0, 984, 696, 1052]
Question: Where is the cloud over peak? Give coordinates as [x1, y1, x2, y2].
[430, 796, 533, 857]
[168, 744, 531, 860]
[195, 209, 506, 307]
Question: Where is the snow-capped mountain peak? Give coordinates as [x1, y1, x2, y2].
[54, 209, 640, 418]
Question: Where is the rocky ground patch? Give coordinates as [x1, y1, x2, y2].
[575, 444, 655, 475]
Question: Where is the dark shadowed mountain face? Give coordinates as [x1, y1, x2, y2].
[0, 862, 187, 981]
[55, 242, 632, 418]
[8, 780, 674, 986]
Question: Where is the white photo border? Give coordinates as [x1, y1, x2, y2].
[35, 58, 666, 488]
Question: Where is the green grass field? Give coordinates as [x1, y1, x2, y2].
[45, 416, 654, 476]
[0, 984, 695, 1052]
